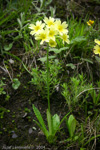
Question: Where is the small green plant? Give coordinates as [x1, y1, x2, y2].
[33, 104, 69, 143]
[78, 116, 100, 150]
[89, 81, 100, 105]
[62, 74, 92, 111]
[30, 59, 62, 98]
[0, 80, 6, 95]
[12, 78, 21, 90]
[0, 107, 10, 119]
[32, 0, 53, 14]
[67, 17, 96, 60]
[24, 107, 31, 113]
[0, 78, 10, 101]
[60, 114, 79, 147]
[62, 115, 100, 149]
[0, 0, 33, 54]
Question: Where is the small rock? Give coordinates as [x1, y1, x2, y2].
[12, 133, 18, 138]
[29, 128, 33, 134]
[38, 130, 44, 136]
[9, 59, 14, 64]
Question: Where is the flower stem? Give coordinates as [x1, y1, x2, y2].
[47, 45, 50, 113]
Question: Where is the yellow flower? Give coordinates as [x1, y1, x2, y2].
[49, 39, 57, 47]
[87, 20, 94, 26]
[94, 39, 100, 45]
[35, 29, 49, 45]
[60, 33, 70, 44]
[44, 17, 55, 28]
[29, 17, 70, 47]
[48, 27, 58, 41]
[29, 21, 45, 35]
[55, 20, 68, 35]
[94, 45, 100, 56]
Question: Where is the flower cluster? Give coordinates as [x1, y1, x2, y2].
[94, 39, 100, 56]
[29, 17, 69, 47]
[87, 20, 94, 26]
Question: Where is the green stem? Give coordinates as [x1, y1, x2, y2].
[47, 45, 50, 113]
[46, 45, 52, 135]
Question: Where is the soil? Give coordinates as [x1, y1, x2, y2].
[0, 71, 70, 150]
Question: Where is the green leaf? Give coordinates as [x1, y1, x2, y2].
[49, 48, 59, 53]
[0, 11, 16, 26]
[95, 56, 100, 63]
[49, 47, 69, 54]
[4, 43, 13, 51]
[59, 47, 69, 52]
[71, 36, 86, 44]
[32, 104, 48, 136]
[38, 56, 56, 62]
[67, 115, 76, 138]
[45, 0, 52, 6]
[32, 2, 40, 12]
[50, 6, 56, 17]
[73, 135, 79, 141]
[52, 114, 60, 134]
[0, 30, 18, 36]
[40, 0, 45, 9]
[33, 119, 45, 133]
[60, 112, 70, 126]
[17, 18, 22, 29]
[47, 109, 52, 135]
[20, 12, 25, 25]
[12, 78, 21, 90]
[66, 63, 76, 69]
[81, 58, 93, 64]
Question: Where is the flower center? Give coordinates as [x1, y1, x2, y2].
[58, 25, 63, 31]
[35, 26, 40, 31]
[41, 34, 46, 40]
[49, 31, 54, 36]
[48, 21, 54, 26]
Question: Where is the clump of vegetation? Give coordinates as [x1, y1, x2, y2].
[0, 0, 100, 150]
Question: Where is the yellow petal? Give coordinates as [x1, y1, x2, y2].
[94, 39, 100, 45]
